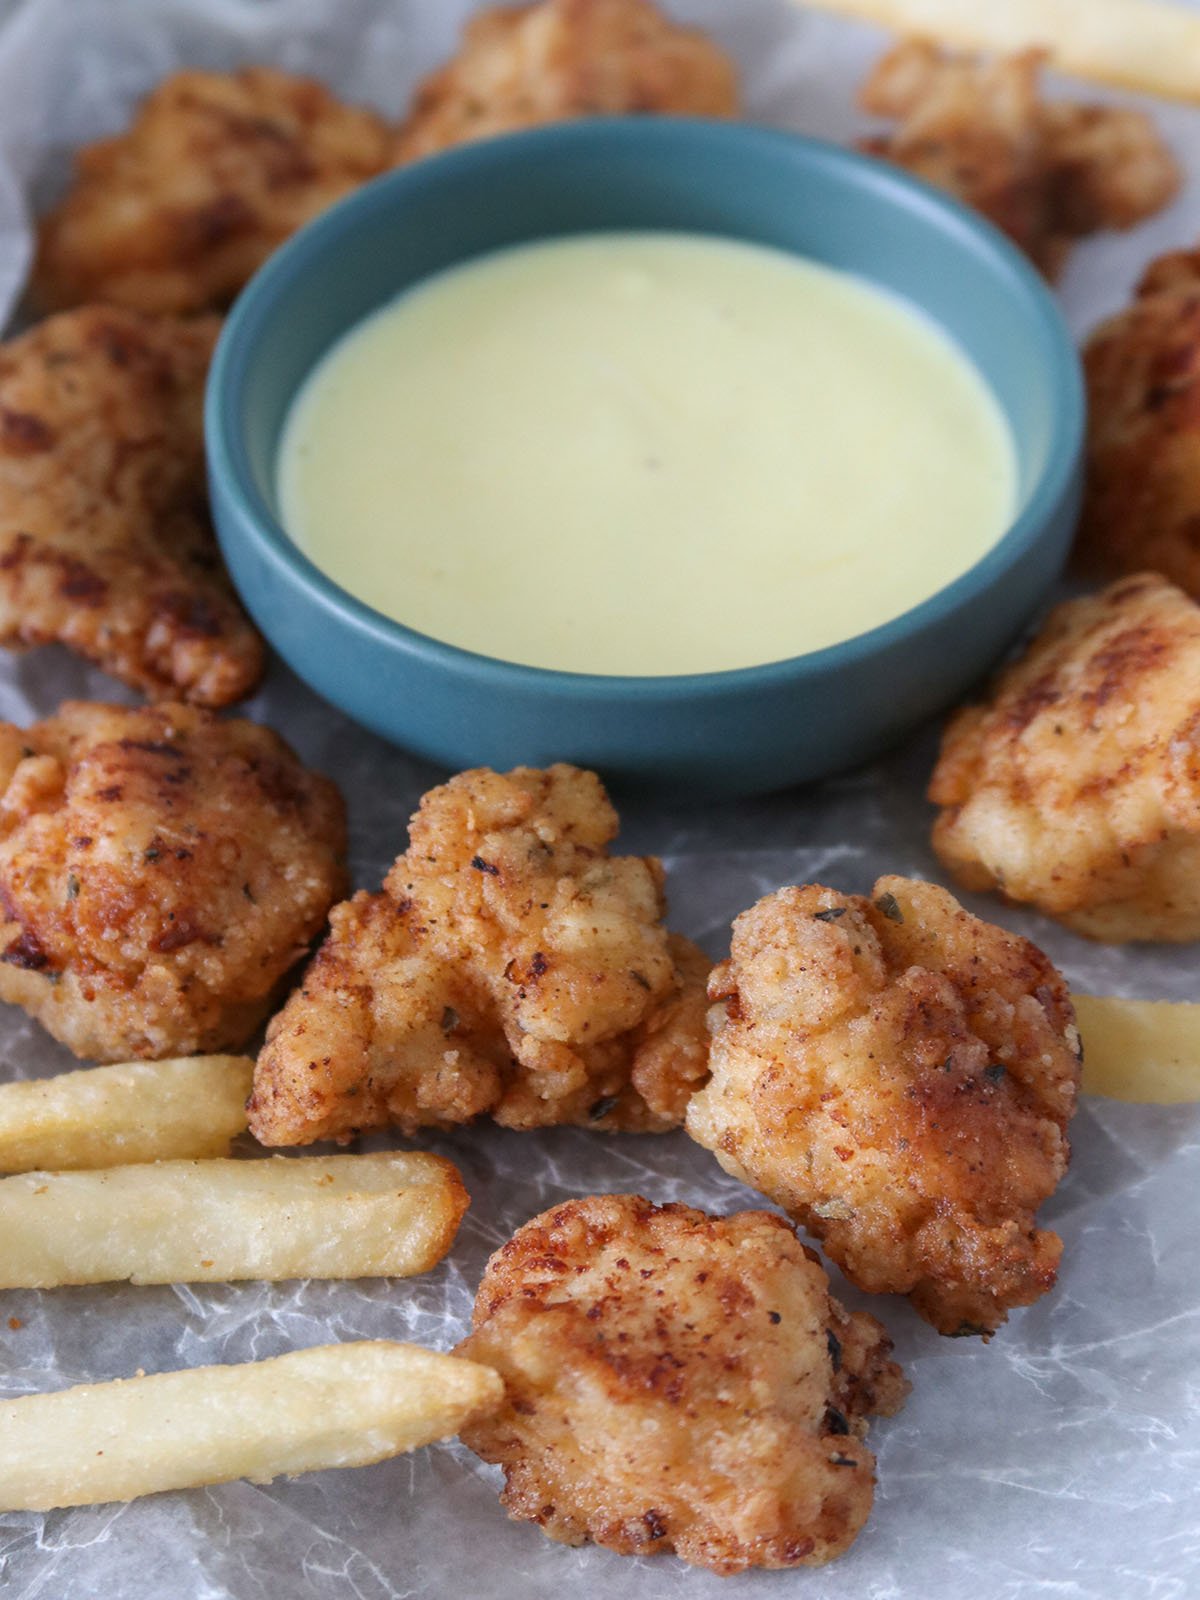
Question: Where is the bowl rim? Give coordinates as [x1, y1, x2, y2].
[206, 115, 1085, 701]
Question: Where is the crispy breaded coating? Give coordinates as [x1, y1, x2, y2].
[0, 701, 346, 1061]
[248, 764, 710, 1144]
[0, 307, 263, 706]
[858, 39, 1179, 277]
[395, 0, 738, 162]
[686, 878, 1080, 1338]
[930, 574, 1200, 942]
[457, 1195, 907, 1575]
[1080, 250, 1200, 598]
[34, 67, 391, 316]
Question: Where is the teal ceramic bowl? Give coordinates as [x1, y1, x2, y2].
[206, 117, 1083, 798]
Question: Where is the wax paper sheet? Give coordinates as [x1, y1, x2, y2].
[0, 1, 1197, 1595]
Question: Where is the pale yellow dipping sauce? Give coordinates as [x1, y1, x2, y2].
[278, 232, 1017, 675]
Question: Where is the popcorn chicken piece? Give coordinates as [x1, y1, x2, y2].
[395, 0, 738, 162]
[931, 574, 1200, 941]
[858, 39, 1179, 277]
[686, 878, 1081, 1337]
[248, 764, 710, 1143]
[1080, 249, 1200, 599]
[35, 68, 391, 316]
[0, 307, 263, 706]
[457, 1194, 907, 1574]
[0, 701, 346, 1060]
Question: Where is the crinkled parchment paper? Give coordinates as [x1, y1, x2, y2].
[0, 2, 1197, 1595]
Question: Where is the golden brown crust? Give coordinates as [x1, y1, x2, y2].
[0, 307, 263, 706]
[0, 701, 346, 1060]
[858, 39, 1179, 276]
[627, 931, 713, 1121]
[34, 67, 391, 316]
[248, 764, 711, 1144]
[395, 0, 738, 162]
[1080, 250, 1200, 598]
[930, 574, 1200, 941]
[457, 1195, 907, 1575]
[686, 878, 1081, 1338]
[422, 1157, 474, 1270]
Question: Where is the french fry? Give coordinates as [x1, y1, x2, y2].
[798, 0, 1200, 104]
[0, 1341, 503, 1512]
[0, 1055, 252, 1172]
[1074, 994, 1200, 1105]
[0, 1152, 468, 1288]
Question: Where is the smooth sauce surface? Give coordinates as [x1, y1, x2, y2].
[278, 232, 1017, 675]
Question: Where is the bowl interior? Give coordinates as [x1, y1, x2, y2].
[216, 117, 1072, 635]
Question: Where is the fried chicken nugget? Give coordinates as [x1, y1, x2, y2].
[930, 574, 1200, 942]
[1080, 249, 1200, 599]
[858, 39, 1179, 277]
[34, 67, 392, 316]
[395, 0, 738, 162]
[457, 1195, 907, 1574]
[248, 764, 710, 1144]
[0, 307, 263, 706]
[686, 878, 1081, 1338]
[0, 701, 346, 1061]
